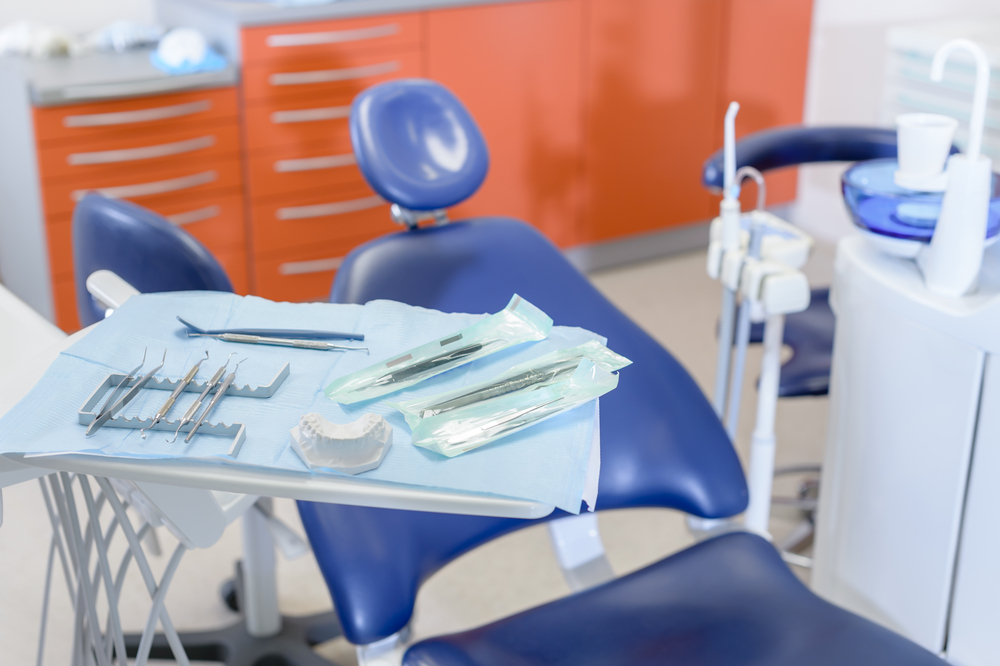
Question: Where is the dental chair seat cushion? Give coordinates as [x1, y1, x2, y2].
[403, 532, 945, 666]
[308, 216, 747, 645]
[329, 216, 746, 517]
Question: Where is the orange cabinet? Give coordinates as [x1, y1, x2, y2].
[581, 0, 725, 243]
[427, 1, 586, 248]
[721, 0, 815, 209]
[31, 86, 248, 331]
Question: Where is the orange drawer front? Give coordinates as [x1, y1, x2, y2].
[254, 236, 377, 302]
[242, 47, 422, 104]
[251, 183, 395, 253]
[212, 244, 250, 295]
[37, 122, 241, 183]
[243, 98, 354, 154]
[53, 277, 81, 332]
[247, 142, 366, 200]
[33, 87, 239, 147]
[46, 188, 247, 279]
[242, 13, 422, 66]
[42, 157, 242, 217]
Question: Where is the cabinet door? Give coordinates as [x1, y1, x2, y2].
[427, 0, 585, 248]
[582, 0, 724, 243]
[722, 0, 814, 208]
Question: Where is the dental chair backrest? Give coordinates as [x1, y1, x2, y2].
[72, 194, 234, 326]
[297, 79, 748, 647]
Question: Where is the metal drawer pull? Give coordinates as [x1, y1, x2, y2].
[274, 154, 355, 173]
[167, 205, 222, 226]
[277, 195, 384, 220]
[279, 257, 344, 275]
[269, 61, 399, 87]
[67, 136, 216, 165]
[266, 24, 399, 48]
[71, 171, 217, 201]
[63, 100, 212, 127]
[271, 106, 351, 124]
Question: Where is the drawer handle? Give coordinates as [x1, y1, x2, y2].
[279, 257, 344, 276]
[63, 100, 213, 128]
[71, 171, 217, 201]
[67, 136, 216, 166]
[269, 61, 400, 87]
[277, 195, 384, 220]
[265, 24, 399, 48]
[271, 106, 351, 124]
[167, 205, 222, 226]
[274, 154, 355, 173]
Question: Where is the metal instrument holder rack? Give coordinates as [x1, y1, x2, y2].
[78, 363, 290, 457]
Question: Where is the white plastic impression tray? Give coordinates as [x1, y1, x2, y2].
[290, 412, 392, 474]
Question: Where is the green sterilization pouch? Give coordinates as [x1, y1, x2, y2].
[391, 340, 631, 457]
[324, 294, 553, 405]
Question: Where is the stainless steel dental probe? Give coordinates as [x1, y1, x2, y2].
[170, 353, 234, 442]
[96, 348, 147, 420]
[724, 166, 768, 441]
[186, 332, 368, 353]
[713, 101, 742, 418]
[140, 351, 210, 438]
[185, 358, 246, 443]
[87, 350, 166, 436]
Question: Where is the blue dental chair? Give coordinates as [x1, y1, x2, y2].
[72, 193, 343, 666]
[296, 79, 946, 665]
[72, 194, 234, 327]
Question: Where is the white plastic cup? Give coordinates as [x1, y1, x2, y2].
[896, 113, 959, 177]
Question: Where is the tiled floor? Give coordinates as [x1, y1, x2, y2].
[0, 241, 835, 665]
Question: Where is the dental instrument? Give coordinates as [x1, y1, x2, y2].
[95, 348, 146, 420]
[366, 342, 488, 389]
[87, 350, 166, 435]
[185, 358, 246, 443]
[724, 167, 767, 441]
[409, 359, 623, 457]
[187, 331, 368, 353]
[170, 353, 234, 442]
[140, 351, 209, 438]
[177, 316, 364, 341]
[325, 294, 553, 405]
[419, 359, 581, 418]
[709, 101, 743, 418]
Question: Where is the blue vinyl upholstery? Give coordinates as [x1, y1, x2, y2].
[404, 532, 945, 666]
[298, 80, 945, 665]
[72, 194, 233, 326]
[297, 79, 747, 646]
[350, 79, 490, 211]
[301, 217, 748, 645]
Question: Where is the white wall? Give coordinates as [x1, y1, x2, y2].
[0, 0, 154, 34]
[796, 0, 1000, 243]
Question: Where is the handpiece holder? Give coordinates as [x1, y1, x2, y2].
[919, 39, 993, 297]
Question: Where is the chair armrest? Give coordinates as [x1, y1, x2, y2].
[86, 270, 140, 312]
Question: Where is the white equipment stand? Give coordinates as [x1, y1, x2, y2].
[813, 234, 1000, 663]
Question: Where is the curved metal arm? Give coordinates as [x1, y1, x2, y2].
[702, 126, 905, 191]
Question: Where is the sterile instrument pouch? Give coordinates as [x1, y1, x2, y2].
[392, 340, 630, 422]
[397, 353, 627, 458]
[324, 295, 553, 405]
